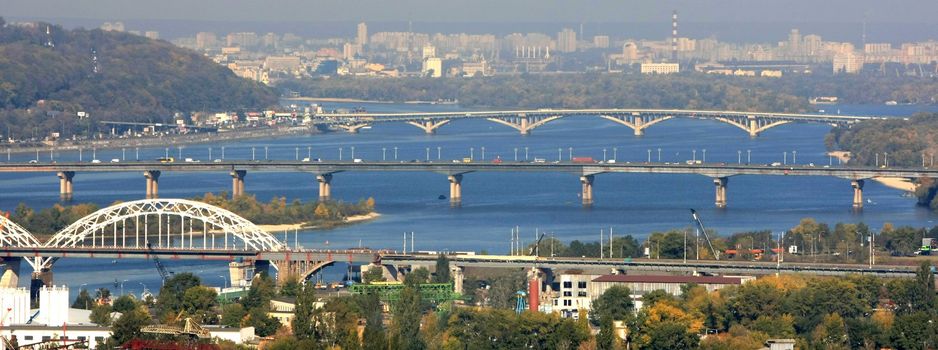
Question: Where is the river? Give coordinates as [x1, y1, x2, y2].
[2, 102, 938, 298]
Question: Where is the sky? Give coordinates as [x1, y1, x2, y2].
[3, 0, 937, 24]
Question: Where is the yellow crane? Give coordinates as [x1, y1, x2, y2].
[141, 312, 211, 339]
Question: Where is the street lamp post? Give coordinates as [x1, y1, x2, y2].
[307, 146, 311, 160]
[351, 146, 355, 159]
[222, 146, 225, 160]
[382, 147, 387, 161]
[747, 149, 751, 164]
[219, 275, 228, 289]
[783, 151, 788, 165]
[647, 149, 651, 162]
[437, 146, 441, 160]
[394, 147, 398, 160]
[657, 148, 661, 162]
[514, 148, 518, 161]
[558, 148, 562, 162]
[481, 146, 486, 160]
[264, 146, 268, 160]
[603, 148, 607, 162]
[692, 149, 697, 162]
[339, 147, 343, 161]
[524, 147, 529, 161]
[425, 147, 430, 161]
[792, 150, 797, 164]
[738, 150, 742, 164]
[251, 147, 255, 161]
[470, 147, 474, 160]
[702, 149, 707, 163]
[569, 147, 573, 161]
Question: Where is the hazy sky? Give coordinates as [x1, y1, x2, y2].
[3, 0, 938, 24]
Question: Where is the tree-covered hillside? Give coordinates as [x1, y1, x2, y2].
[0, 18, 277, 141]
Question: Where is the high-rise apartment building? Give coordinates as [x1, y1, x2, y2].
[557, 28, 577, 53]
[833, 52, 862, 74]
[788, 29, 801, 53]
[144, 31, 159, 40]
[423, 57, 442, 77]
[227, 32, 258, 48]
[592, 35, 610, 49]
[864, 43, 892, 54]
[196, 32, 217, 49]
[357, 22, 368, 45]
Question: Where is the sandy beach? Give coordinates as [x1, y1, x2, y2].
[257, 212, 381, 233]
[827, 151, 918, 192]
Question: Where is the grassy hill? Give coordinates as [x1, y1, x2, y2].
[0, 18, 277, 142]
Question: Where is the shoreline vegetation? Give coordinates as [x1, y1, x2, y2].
[10, 193, 378, 238]
[827, 113, 938, 209]
[827, 151, 918, 192]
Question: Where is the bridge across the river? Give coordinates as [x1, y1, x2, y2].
[313, 108, 888, 136]
[2, 161, 934, 208]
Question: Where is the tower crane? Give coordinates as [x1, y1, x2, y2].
[690, 209, 720, 260]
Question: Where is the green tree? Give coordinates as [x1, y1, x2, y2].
[279, 277, 301, 297]
[404, 267, 430, 285]
[89, 304, 113, 326]
[360, 293, 387, 350]
[590, 285, 633, 325]
[363, 266, 386, 284]
[596, 315, 617, 350]
[292, 283, 317, 340]
[245, 306, 281, 337]
[111, 295, 138, 314]
[242, 273, 276, 311]
[156, 272, 201, 317]
[645, 320, 699, 350]
[109, 306, 152, 346]
[182, 286, 218, 324]
[432, 254, 451, 283]
[220, 303, 246, 328]
[890, 311, 934, 350]
[392, 280, 425, 350]
[72, 288, 94, 309]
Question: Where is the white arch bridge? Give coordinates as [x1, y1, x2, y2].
[314, 108, 888, 137]
[0, 199, 378, 285]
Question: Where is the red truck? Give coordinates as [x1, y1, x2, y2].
[572, 157, 595, 164]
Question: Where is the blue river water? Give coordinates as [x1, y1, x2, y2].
[2, 102, 938, 298]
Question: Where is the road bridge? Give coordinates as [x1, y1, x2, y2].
[314, 108, 888, 137]
[1, 198, 931, 300]
[2, 161, 935, 208]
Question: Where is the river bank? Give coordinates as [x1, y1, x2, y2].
[4, 126, 316, 156]
[827, 151, 918, 192]
[257, 212, 382, 233]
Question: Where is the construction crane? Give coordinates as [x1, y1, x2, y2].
[146, 243, 171, 282]
[142, 311, 211, 340]
[528, 232, 546, 257]
[690, 209, 720, 260]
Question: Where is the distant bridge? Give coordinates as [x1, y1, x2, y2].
[2, 161, 935, 208]
[313, 108, 888, 136]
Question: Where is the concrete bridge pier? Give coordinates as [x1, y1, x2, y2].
[230, 170, 246, 197]
[0, 257, 22, 288]
[714, 177, 729, 208]
[30, 267, 53, 305]
[633, 118, 645, 136]
[748, 117, 759, 138]
[57, 171, 75, 200]
[852, 180, 865, 209]
[144, 170, 161, 199]
[407, 120, 451, 134]
[580, 175, 594, 206]
[317, 174, 333, 201]
[448, 174, 463, 205]
[451, 266, 464, 294]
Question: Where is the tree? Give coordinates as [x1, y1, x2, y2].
[392, 281, 425, 350]
[644, 320, 699, 350]
[182, 286, 218, 324]
[109, 306, 152, 346]
[363, 266, 386, 284]
[220, 304, 246, 328]
[596, 315, 617, 350]
[112, 295, 138, 314]
[404, 267, 430, 285]
[245, 306, 281, 337]
[72, 288, 94, 309]
[242, 273, 276, 311]
[156, 272, 201, 317]
[890, 311, 934, 350]
[432, 254, 451, 283]
[90, 304, 113, 326]
[360, 294, 388, 350]
[292, 283, 317, 340]
[590, 285, 633, 325]
[279, 276, 301, 297]
[811, 313, 848, 350]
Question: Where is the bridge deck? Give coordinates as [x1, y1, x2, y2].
[1, 161, 934, 180]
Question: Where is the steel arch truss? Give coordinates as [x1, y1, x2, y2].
[0, 214, 42, 248]
[43, 199, 285, 253]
